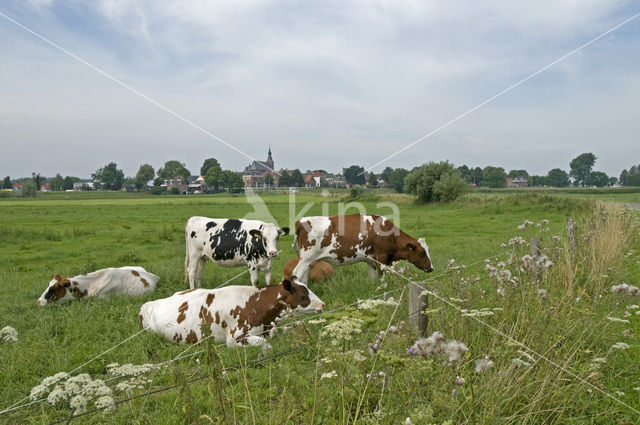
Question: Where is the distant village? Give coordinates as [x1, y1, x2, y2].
[4, 148, 385, 195]
[4, 148, 634, 195]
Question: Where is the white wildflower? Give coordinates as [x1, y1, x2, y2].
[497, 287, 506, 297]
[516, 350, 535, 362]
[406, 418, 412, 425]
[443, 340, 468, 364]
[627, 305, 640, 310]
[512, 358, 531, 367]
[592, 357, 606, 364]
[69, 395, 87, 413]
[29, 384, 49, 400]
[611, 283, 640, 296]
[107, 363, 157, 377]
[475, 357, 494, 375]
[94, 395, 116, 412]
[607, 317, 630, 324]
[81, 379, 112, 398]
[357, 298, 397, 310]
[461, 309, 495, 317]
[320, 370, 337, 380]
[537, 289, 548, 299]
[454, 376, 465, 386]
[614, 391, 625, 396]
[634, 387, 640, 392]
[611, 342, 630, 350]
[321, 317, 364, 346]
[41, 372, 69, 387]
[308, 318, 327, 325]
[47, 385, 67, 405]
[0, 326, 18, 343]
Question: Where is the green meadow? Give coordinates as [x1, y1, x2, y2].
[1, 190, 639, 424]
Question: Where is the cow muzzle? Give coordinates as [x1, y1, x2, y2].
[37, 298, 46, 306]
[268, 251, 278, 258]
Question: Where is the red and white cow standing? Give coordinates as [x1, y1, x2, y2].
[139, 278, 325, 346]
[37, 267, 159, 306]
[292, 214, 433, 282]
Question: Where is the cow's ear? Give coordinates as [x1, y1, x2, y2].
[282, 279, 293, 292]
[53, 273, 61, 281]
[407, 243, 417, 251]
[249, 229, 262, 239]
[279, 227, 290, 236]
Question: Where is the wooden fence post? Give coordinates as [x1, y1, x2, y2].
[409, 282, 428, 336]
[567, 218, 577, 251]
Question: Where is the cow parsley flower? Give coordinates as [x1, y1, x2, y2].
[0, 326, 18, 343]
[69, 395, 87, 414]
[81, 379, 112, 398]
[320, 370, 337, 380]
[607, 317, 630, 324]
[29, 384, 49, 400]
[357, 298, 397, 310]
[321, 317, 364, 346]
[47, 385, 68, 405]
[95, 395, 116, 412]
[611, 342, 630, 350]
[611, 283, 640, 296]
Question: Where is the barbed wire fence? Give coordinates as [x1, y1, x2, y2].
[2, 249, 514, 422]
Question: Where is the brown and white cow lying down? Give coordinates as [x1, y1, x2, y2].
[139, 278, 325, 347]
[37, 267, 159, 306]
[292, 214, 433, 283]
[283, 257, 334, 282]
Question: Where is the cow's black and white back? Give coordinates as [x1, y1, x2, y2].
[184, 217, 289, 288]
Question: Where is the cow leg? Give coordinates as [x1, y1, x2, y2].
[263, 258, 273, 286]
[292, 256, 314, 283]
[245, 335, 267, 346]
[187, 253, 202, 289]
[368, 263, 378, 281]
[249, 265, 260, 287]
[195, 258, 206, 288]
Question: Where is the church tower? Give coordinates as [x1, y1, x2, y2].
[266, 146, 274, 169]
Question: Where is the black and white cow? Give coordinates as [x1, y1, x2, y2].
[185, 217, 289, 288]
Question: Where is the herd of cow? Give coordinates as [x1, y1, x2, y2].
[36, 214, 433, 348]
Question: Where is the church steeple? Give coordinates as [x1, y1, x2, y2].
[267, 146, 274, 169]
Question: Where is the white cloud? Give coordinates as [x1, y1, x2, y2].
[0, 0, 638, 178]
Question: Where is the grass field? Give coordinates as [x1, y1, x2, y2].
[1, 190, 639, 424]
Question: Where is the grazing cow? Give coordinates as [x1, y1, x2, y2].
[37, 267, 159, 306]
[185, 217, 289, 289]
[283, 257, 334, 282]
[292, 214, 433, 282]
[139, 278, 325, 346]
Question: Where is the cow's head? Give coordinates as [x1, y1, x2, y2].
[281, 277, 325, 314]
[404, 237, 433, 273]
[249, 224, 290, 258]
[37, 274, 73, 306]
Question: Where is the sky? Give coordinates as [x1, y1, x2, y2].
[1, 0, 639, 179]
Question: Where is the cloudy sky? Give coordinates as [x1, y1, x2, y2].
[1, 0, 639, 179]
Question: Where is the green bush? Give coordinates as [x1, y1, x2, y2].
[405, 161, 468, 203]
[20, 180, 37, 197]
[350, 185, 365, 199]
[433, 171, 469, 201]
[150, 186, 165, 195]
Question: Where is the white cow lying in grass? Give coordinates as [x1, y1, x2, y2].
[139, 278, 325, 347]
[37, 267, 159, 306]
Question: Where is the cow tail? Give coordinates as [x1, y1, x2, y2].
[292, 220, 301, 250]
